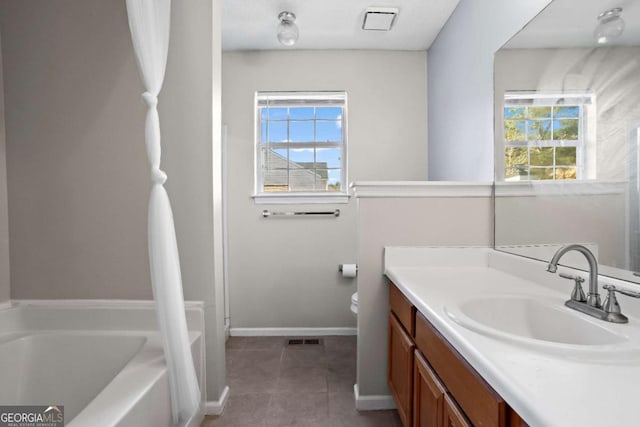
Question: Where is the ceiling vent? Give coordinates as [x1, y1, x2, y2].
[362, 7, 399, 31]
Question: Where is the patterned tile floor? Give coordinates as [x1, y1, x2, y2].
[201, 336, 401, 427]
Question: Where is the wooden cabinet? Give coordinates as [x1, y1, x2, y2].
[388, 312, 415, 427]
[444, 395, 472, 427]
[388, 283, 526, 427]
[413, 349, 445, 427]
[415, 312, 507, 427]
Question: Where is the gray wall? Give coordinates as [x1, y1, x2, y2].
[222, 50, 428, 330]
[356, 192, 493, 398]
[0, 0, 226, 402]
[0, 32, 8, 303]
[427, 0, 551, 181]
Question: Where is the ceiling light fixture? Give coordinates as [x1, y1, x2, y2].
[594, 7, 625, 44]
[277, 11, 299, 47]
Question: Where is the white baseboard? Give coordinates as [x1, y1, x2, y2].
[184, 411, 204, 427]
[353, 384, 396, 411]
[205, 385, 230, 416]
[229, 327, 357, 337]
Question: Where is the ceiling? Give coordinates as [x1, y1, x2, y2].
[505, 0, 640, 48]
[222, 0, 461, 51]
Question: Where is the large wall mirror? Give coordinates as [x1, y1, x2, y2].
[494, 0, 640, 284]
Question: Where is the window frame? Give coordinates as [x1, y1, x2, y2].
[500, 91, 596, 182]
[253, 91, 349, 204]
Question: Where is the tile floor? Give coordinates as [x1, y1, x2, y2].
[201, 336, 401, 427]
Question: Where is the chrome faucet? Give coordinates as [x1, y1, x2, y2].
[547, 244, 601, 308]
[546, 244, 630, 323]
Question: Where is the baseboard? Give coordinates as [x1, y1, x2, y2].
[183, 411, 204, 427]
[229, 327, 357, 337]
[205, 385, 230, 416]
[353, 384, 396, 411]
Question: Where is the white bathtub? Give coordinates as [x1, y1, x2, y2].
[0, 301, 205, 427]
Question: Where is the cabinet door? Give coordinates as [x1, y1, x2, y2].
[444, 394, 472, 427]
[413, 350, 445, 427]
[388, 312, 415, 427]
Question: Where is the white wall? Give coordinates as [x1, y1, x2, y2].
[222, 50, 428, 330]
[0, 0, 226, 403]
[427, 0, 552, 181]
[0, 32, 8, 303]
[355, 186, 493, 399]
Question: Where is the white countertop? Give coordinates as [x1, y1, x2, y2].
[384, 247, 640, 427]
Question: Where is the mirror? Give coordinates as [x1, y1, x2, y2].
[494, 0, 640, 284]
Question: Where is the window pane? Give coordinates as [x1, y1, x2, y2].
[289, 168, 319, 192]
[505, 147, 528, 167]
[530, 147, 554, 166]
[290, 107, 314, 120]
[316, 147, 341, 168]
[260, 122, 267, 143]
[527, 119, 551, 140]
[556, 147, 577, 165]
[327, 169, 341, 191]
[316, 107, 342, 120]
[529, 168, 554, 180]
[262, 148, 289, 192]
[290, 121, 314, 142]
[316, 120, 342, 142]
[268, 121, 287, 142]
[262, 148, 288, 170]
[505, 167, 527, 180]
[554, 106, 579, 118]
[505, 120, 526, 141]
[553, 119, 578, 140]
[555, 167, 577, 180]
[315, 169, 342, 192]
[289, 148, 314, 164]
[260, 108, 268, 121]
[505, 107, 525, 119]
[268, 107, 288, 120]
[528, 106, 551, 118]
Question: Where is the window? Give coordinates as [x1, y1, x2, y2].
[502, 92, 594, 181]
[255, 92, 347, 202]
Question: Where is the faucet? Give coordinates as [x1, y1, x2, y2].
[547, 244, 601, 308]
[547, 244, 632, 323]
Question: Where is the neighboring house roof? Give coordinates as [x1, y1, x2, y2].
[264, 150, 328, 190]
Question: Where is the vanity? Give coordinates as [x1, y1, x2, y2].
[388, 280, 524, 427]
[385, 247, 640, 427]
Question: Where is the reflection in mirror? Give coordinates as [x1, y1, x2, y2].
[494, 0, 640, 284]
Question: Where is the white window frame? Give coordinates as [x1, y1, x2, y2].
[253, 91, 349, 204]
[500, 91, 596, 181]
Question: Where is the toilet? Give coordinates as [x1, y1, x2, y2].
[350, 292, 358, 316]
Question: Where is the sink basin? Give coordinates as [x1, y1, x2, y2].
[446, 295, 627, 347]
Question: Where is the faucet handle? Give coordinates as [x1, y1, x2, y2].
[559, 273, 587, 302]
[603, 285, 622, 314]
[603, 284, 640, 317]
[603, 284, 640, 299]
[559, 273, 585, 282]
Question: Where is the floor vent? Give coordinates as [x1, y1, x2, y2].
[287, 338, 323, 345]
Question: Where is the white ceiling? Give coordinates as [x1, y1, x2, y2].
[222, 0, 461, 51]
[505, 0, 640, 48]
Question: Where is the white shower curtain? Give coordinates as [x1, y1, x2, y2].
[125, 0, 201, 424]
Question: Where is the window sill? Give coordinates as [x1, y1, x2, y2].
[252, 193, 351, 205]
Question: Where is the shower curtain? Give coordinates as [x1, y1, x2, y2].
[125, 0, 201, 424]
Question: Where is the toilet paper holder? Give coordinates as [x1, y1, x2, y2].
[339, 264, 358, 277]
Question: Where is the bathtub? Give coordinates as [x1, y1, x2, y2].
[0, 301, 205, 427]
